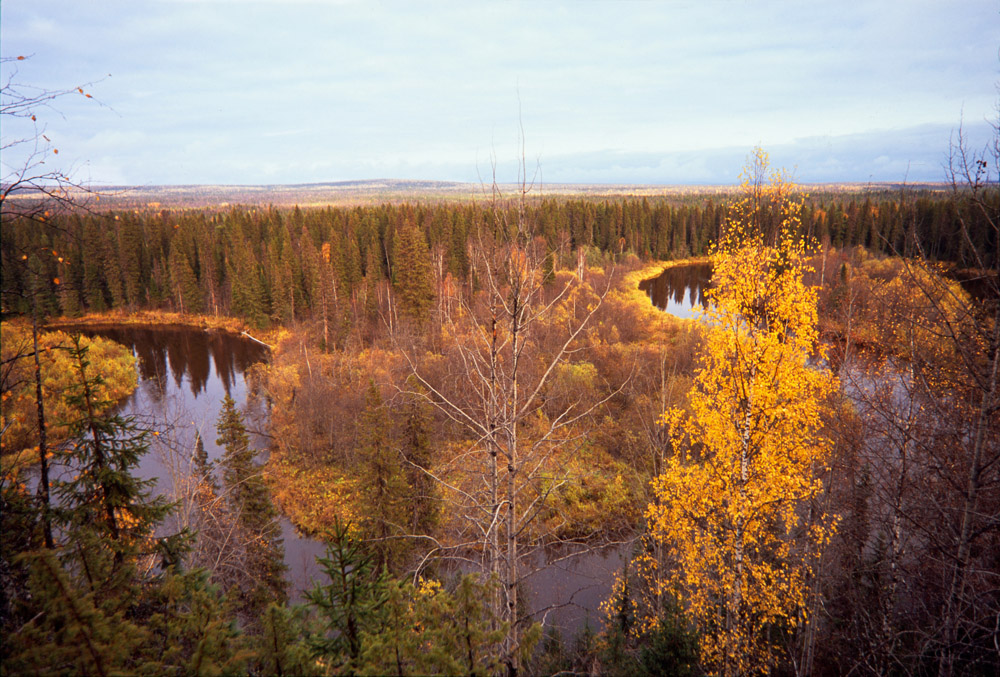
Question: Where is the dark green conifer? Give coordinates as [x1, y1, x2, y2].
[216, 395, 287, 617]
[3, 335, 195, 675]
[357, 382, 409, 569]
[393, 222, 436, 322]
[227, 235, 270, 328]
[400, 377, 438, 536]
[306, 519, 388, 672]
[56, 335, 173, 558]
[168, 242, 204, 314]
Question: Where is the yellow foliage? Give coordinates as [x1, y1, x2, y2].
[646, 151, 837, 675]
[1, 322, 138, 458]
[266, 455, 360, 536]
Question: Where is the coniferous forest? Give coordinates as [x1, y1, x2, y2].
[3, 190, 994, 327]
[5, 1, 999, 670]
[3, 147, 998, 675]
[0, 41, 997, 673]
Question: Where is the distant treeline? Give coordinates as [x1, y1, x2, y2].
[2, 190, 994, 325]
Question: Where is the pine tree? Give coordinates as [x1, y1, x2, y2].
[306, 520, 388, 672]
[254, 603, 317, 676]
[56, 334, 173, 559]
[400, 377, 438, 536]
[306, 521, 506, 675]
[5, 546, 150, 675]
[3, 335, 190, 675]
[168, 241, 203, 314]
[192, 430, 216, 490]
[144, 567, 248, 675]
[227, 234, 269, 328]
[119, 214, 146, 309]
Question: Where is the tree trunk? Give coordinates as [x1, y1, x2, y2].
[31, 297, 54, 550]
[939, 303, 999, 677]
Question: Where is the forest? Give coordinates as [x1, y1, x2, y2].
[2, 143, 998, 677]
[2, 184, 993, 328]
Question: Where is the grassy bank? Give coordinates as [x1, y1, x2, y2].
[44, 309, 285, 347]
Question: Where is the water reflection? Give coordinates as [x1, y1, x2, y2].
[525, 544, 633, 636]
[79, 325, 264, 400]
[76, 325, 627, 623]
[73, 325, 324, 601]
[639, 262, 712, 319]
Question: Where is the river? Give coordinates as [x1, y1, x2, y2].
[75, 324, 637, 635]
[72, 264, 710, 629]
[75, 325, 326, 602]
[638, 261, 712, 319]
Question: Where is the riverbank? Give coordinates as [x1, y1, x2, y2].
[43, 309, 285, 347]
[262, 259, 698, 544]
[2, 312, 284, 475]
[621, 256, 710, 322]
[0, 321, 141, 473]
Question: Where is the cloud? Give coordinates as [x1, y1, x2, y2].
[534, 121, 996, 185]
[3, 1, 994, 185]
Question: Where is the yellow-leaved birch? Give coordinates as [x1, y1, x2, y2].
[647, 149, 837, 675]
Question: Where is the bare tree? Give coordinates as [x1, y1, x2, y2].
[825, 110, 1000, 674]
[1, 55, 109, 222]
[1, 55, 109, 550]
[932, 114, 1000, 676]
[400, 146, 622, 676]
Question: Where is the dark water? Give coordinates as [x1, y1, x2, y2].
[78, 325, 620, 634]
[638, 262, 712, 318]
[78, 325, 326, 601]
[523, 544, 633, 635]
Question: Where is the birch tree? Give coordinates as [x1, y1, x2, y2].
[647, 149, 837, 675]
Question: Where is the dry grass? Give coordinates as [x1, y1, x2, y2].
[44, 310, 283, 346]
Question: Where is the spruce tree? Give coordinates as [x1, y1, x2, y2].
[306, 519, 388, 671]
[3, 335, 195, 675]
[216, 395, 287, 618]
[393, 222, 435, 322]
[56, 334, 173, 559]
[168, 241, 203, 314]
[192, 430, 217, 491]
[400, 377, 438, 536]
[357, 382, 409, 569]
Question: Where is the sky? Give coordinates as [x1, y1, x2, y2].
[2, 0, 997, 186]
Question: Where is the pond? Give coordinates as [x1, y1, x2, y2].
[638, 261, 712, 319]
[76, 325, 326, 602]
[76, 324, 625, 635]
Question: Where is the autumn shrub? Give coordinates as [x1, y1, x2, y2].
[1, 322, 137, 461]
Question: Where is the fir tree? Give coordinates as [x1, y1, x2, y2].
[192, 430, 217, 491]
[306, 519, 388, 672]
[168, 241, 203, 314]
[3, 336, 197, 675]
[400, 377, 438, 536]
